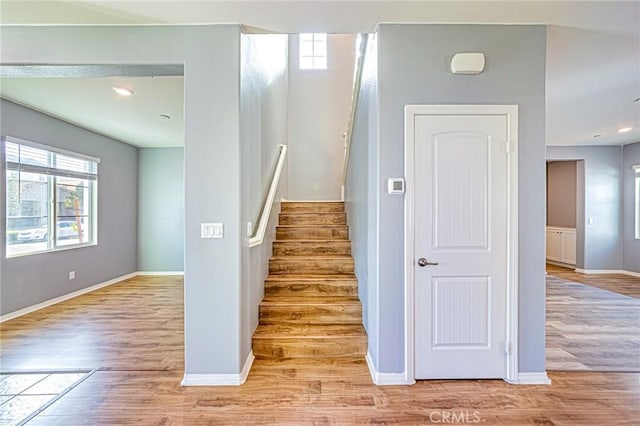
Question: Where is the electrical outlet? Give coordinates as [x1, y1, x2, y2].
[69, 271, 76, 280]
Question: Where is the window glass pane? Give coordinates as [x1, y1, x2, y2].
[5, 138, 98, 257]
[300, 56, 314, 70]
[299, 33, 313, 43]
[55, 177, 91, 246]
[6, 170, 50, 257]
[314, 56, 327, 70]
[300, 41, 314, 57]
[635, 174, 640, 239]
[313, 40, 327, 57]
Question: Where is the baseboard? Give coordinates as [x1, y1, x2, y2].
[517, 372, 552, 385]
[365, 351, 414, 386]
[546, 260, 576, 269]
[574, 268, 640, 277]
[0, 272, 138, 322]
[181, 351, 255, 386]
[136, 271, 185, 276]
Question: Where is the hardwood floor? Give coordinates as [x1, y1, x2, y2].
[546, 264, 640, 298]
[546, 265, 640, 372]
[1, 275, 639, 424]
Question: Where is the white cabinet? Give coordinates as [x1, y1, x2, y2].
[546, 227, 576, 266]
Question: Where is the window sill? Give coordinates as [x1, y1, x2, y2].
[6, 242, 97, 259]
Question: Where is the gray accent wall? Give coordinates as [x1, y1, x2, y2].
[347, 24, 547, 375]
[138, 148, 184, 272]
[287, 34, 356, 200]
[0, 99, 138, 315]
[547, 161, 577, 228]
[547, 146, 623, 270]
[346, 33, 379, 359]
[623, 142, 640, 273]
[0, 25, 249, 377]
[240, 33, 289, 362]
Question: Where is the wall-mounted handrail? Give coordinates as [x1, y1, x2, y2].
[248, 144, 287, 247]
[341, 33, 369, 200]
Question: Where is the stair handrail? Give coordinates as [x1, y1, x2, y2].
[341, 33, 369, 201]
[249, 144, 288, 248]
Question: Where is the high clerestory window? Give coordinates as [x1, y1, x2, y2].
[4, 137, 99, 257]
[299, 33, 327, 70]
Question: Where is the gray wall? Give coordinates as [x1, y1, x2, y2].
[137, 148, 184, 272]
[346, 33, 379, 357]
[240, 33, 289, 362]
[623, 142, 640, 273]
[288, 34, 356, 200]
[353, 24, 547, 374]
[0, 25, 249, 377]
[547, 161, 577, 228]
[0, 99, 138, 315]
[547, 145, 623, 270]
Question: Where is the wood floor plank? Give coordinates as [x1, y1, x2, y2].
[546, 268, 640, 372]
[2, 274, 640, 423]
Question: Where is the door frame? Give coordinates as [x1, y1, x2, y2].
[404, 104, 519, 384]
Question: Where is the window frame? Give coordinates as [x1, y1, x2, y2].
[3, 136, 99, 258]
[299, 33, 328, 70]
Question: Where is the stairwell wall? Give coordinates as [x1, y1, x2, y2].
[346, 33, 380, 365]
[240, 33, 290, 362]
[287, 34, 356, 200]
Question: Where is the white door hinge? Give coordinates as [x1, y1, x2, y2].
[505, 341, 512, 356]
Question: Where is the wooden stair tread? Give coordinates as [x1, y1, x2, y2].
[253, 324, 366, 338]
[273, 239, 350, 243]
[265, 274, 357, 281]
[261, 296, 361, 304]
[270, 255, 353, 260]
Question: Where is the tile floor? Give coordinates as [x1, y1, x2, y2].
[0, 371, 92, 425]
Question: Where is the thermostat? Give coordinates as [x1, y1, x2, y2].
[387, 178, 405, 194]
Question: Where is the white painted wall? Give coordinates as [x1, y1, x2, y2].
[287, 34, 356, 200]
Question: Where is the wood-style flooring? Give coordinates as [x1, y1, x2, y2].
[1, 275, 640, 424]
[546, 265, 640, 372]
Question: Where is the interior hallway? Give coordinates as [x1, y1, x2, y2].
[1, 275, 639, 424]
[546, 265, 640, 372]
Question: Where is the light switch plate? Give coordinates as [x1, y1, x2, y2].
[201, 222, 223, 239]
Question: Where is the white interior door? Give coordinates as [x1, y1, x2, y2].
[412, 112, 510, 379]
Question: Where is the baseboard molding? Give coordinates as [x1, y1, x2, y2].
[365, 351, 414, 386]
[0, 272, 138, 323]
[181, 351, 255, 386]
[136, 271, 185, 276]
[546, 260, 576, 269]
[517, 372, 552, 385]
[574, 268, 640, 278]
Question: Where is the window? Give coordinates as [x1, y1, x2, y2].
[299, 33, 327, 70]
[635, 164, 640, 239]
[4, 137, 99, 257]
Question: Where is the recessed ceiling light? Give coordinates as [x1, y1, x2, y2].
[112, 86, 134, 96]
[593, 134, 601, 138]
[617, 127, 633, 133]
[634, 97, 640, 103]
[160, 114, 171, 120]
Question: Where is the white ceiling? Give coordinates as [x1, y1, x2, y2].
[1, 76, 184, 148]
[0, 0, 639, 148]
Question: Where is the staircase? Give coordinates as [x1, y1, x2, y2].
[252, 201, 367, 360]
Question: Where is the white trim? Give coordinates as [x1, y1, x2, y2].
[404, 105, 519, 383]
[366, 351, 414, 386]
[181, 351, 255, 387]
[0, 272, 137, 322]
[517, 372, 552, 385]
[136, 271, 184, 276]
[248, 144, 287, 248]
[574, 268, 640, 278]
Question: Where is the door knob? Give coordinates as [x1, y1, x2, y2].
[418, 258, 439, 267]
